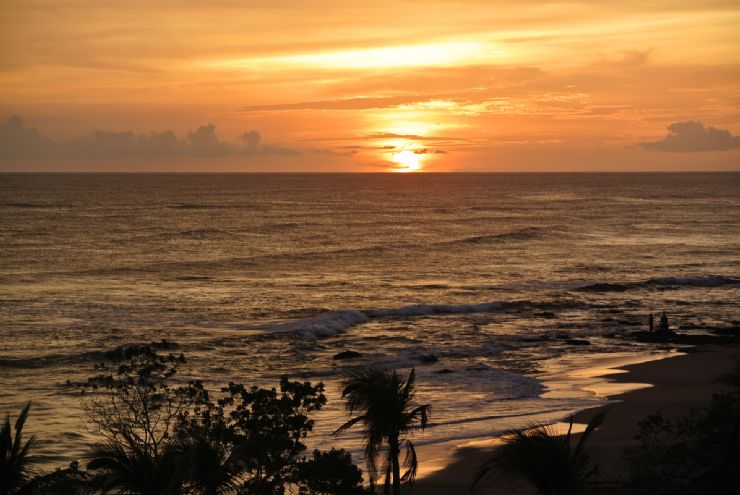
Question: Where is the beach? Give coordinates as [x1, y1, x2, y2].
[412, 344, 740, 494]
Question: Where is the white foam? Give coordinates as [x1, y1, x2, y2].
[264, 301, 509, 339]
[264, 309, 369, 339]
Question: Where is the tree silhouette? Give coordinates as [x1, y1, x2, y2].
[85, 440, 182, 495]
[0, 402, 37, 495]
[334, 367, 430, 495]
[474, 411, 607, 495]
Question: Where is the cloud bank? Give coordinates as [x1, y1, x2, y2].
[640, 121, 740, 153]
[0, 116, 308, 159]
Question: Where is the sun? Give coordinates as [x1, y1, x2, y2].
[391, 150, 423, 172]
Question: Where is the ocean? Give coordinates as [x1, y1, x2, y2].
[1, 172, 738, 467]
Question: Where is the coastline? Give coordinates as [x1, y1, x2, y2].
[411, 344, 740, 495]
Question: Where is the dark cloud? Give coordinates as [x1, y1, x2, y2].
[186, 124, 231, 155]
[0, 115, 54, 157]
[241, 130, 261, 150]
[240, 130, 302, 155]
[412, 148, 448, 154]
[0, 116, 312, 159]
[640, 121, 740, 152]
[336, 145, 397, 150]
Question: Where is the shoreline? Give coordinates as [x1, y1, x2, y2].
[411, 344, 740, 494]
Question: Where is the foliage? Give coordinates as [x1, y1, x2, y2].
[175, 377, 327, 495]
[717, 359, 740, 389]
[334, 366, 430, 495]
[624, 391, 740, 494]
[293, 449, 370, 495]
[24, 461, 90, 495]
[171, 428, 244, 495]
[474, 411, 607, 495]
[0, 402, 37, 495]
[80, 346, 187, 460]
[7, 348, 369, 495]
[85, 441, 183, 495]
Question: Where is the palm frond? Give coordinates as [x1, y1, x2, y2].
[407, 404, 431, 431]
[336, 366, 430, 494]
[572, 410, 608, 462]
[400, 440, 419, 486]
[0, 402, 39, 493]
[474, 412, 608, 494]
[333, 415, 367, 436]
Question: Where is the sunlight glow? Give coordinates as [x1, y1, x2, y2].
[391, 150, 423, 172]
[213, 41, 505, 71]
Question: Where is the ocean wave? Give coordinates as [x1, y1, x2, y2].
[3, 203, 71, 209]
[0, 341, 179, 369]
[265, 310, 370, 338]
[453, 227, 546, 246]
[576, 275, 738, 292]
[576, 282, 634, 292]
[0, 350, 103, 369]
[368, 301, 507, 317]
[263, 301, 509, 339]
[168, 203, 226, 210]
[648, 275, 738, 287]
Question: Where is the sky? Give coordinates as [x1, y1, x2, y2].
[1, 0, 739, 172]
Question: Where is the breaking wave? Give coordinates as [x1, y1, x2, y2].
[264, 301, 509, 339]
[264, 310, 370, 339]
[576, 275, 738, 292]
[452, 227, 547, 246]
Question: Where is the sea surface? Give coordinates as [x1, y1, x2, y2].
[1, 173, 739, 468]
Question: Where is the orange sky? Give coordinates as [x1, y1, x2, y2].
[1, 0, 739, 171]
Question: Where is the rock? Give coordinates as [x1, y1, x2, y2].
[103, 340, 179, 361]
[436, 368, 455, 374]
[711, 326, 740, 336]
[566, 339, 591, 346]
[333, 350, 363, 360]
[627, 331, 740, 345]
[418, 354, 439, 363]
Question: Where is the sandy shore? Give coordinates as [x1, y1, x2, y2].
[410, 344, 740, 495]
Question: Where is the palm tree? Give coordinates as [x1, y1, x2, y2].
[174, 433, 245, 495]
[0, 402, 38, 495]
[333, 366, 430, 495]
[85, 441, 183, 495]
[473, 411, 608, 495]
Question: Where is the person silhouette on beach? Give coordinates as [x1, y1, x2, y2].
[659, 312, 669, 333]
[649, 313, 654, 333]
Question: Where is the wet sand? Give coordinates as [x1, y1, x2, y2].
[411, 344, 740, 495]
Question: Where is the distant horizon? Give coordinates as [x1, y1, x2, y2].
[2, 1, 740, 172]
[2, 170, 739, 175]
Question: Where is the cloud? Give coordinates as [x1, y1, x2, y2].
[600, 50, 651, 67]
[0, 115, 54, 157]
[336, 145, 397, 150]
[0, 116, 313, 159]
[640, 121, 740, 152]
[361, 132, 461, 141]
[239, 95, 433, 112]
[240, 130, 302, 155]
[186, 124, 231, 155]
[412, 148, 448, 154]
